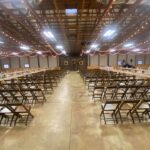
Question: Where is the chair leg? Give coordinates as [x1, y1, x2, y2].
[4, 116, 8, 125]
[25, 114, 30, 126]
[10, 114, 16, 126]
[0, 115, 4, 125]
[135, 111, 141, 123]
[92, 92, 94, 101]
[14, 116, 19, 126]
[100, 111, 106, 124]
[144, 109, 150, 119]
[115, 112, 122, 124]
[103, 113, 106, 124]
[100, 111, 103, 118]
[5, 116, 9, 125]
[112, 112, 118, 124]
[129, 112, 135, 124]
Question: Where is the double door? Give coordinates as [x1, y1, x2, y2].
[59, 56, 87, 70]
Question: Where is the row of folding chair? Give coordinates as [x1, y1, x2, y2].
[83, 72, 135, 88]
[0, 103, 34, 126]
[81, 69, 150, 125]
[87, 77, 143, 94]
[2, 70, 65, 93]
[81, 70, 133, 82]
[100, 99, 150, 124]
[92, 85, 150, 101]
[0, 69, 66, 126]
[0, 89, 46, 105]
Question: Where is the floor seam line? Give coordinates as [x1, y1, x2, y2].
[69, 101, 72, 150]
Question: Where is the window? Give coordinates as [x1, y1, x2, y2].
[137, 60, 143, 65]
[3, 64, 9, 69]
[24, 64, 30, 68]
[118, 61, 122, 66]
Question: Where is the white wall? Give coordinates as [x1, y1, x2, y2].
[20, 57, 29, 68]
[145, 54, 150, 65]
[89, 55, 99, 66]
[1, 58, 10, 69]
[0, 56, 59, 69]
[127, 54, 136, 66]
[109, 54, 117, 66]
[88, 54, 150, 67]
[10, 57, 20, 68]
[39, 56, 48, 68]
[118, 54, 126, 61]
[118, 54, 126, 66]
[48, 56, 58, 68]
[0, 54, 149, 69]
[100, 55, 107, 66]
[136, 54, 145, 65]
[30, 56, 38, 68]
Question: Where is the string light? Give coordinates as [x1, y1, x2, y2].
[83, 0, 114, 54]
[83, 1, 150, 55]
[106, 15, 150, 53]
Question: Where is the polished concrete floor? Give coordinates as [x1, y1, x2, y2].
[0, 72, 150, 150]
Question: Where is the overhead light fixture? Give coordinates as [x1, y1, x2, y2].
[65, 9, 77, 15]
[85, 50, 90, 54]
[90, 44, 98, 49]
[20, 45, 30, 51]
[62, 50, 66, 55]
[132, 48, 140, 52]
[102, 24, 119, 40]
[123, 42, 134, 48]
[36, 51, 42, 55]
[12, 52, 18, 55]
[56, 45, 63, 50]
[0, 41, 4, 44]
[103, 29, 116, 37]
[43, 30, 56, 42]
[110, 49, 116, 52]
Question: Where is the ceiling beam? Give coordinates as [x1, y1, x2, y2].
[75, 0, 85, 52]
[23, 0, 58, 55]
[53, 0, 70, 52]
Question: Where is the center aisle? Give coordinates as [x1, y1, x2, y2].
[47, 71, 100, 150]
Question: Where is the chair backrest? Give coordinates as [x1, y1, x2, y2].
[103, 86, 118, 100]
[116, 99, 140, 114]
[103, 100, 121, 110]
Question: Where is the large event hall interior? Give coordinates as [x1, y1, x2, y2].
[0, 0, 150, 150]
